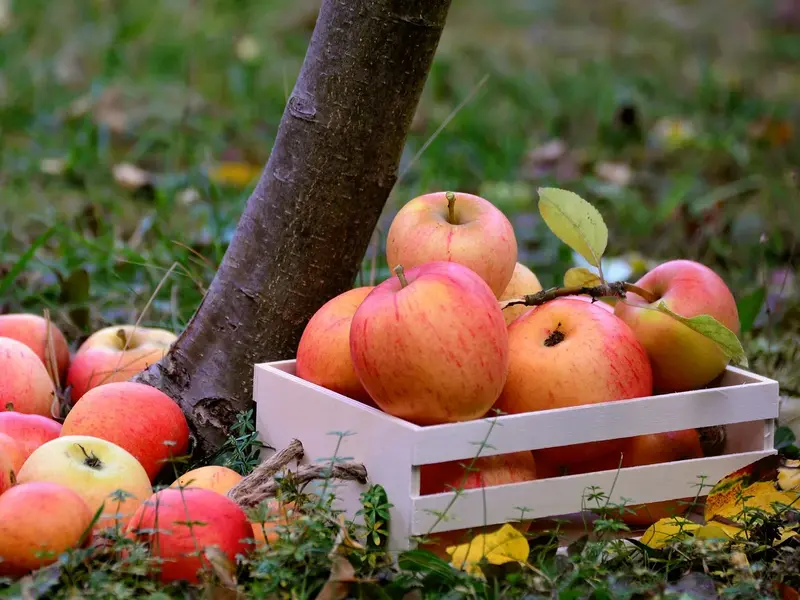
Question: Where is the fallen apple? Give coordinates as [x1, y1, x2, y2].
[0, 412, 61, 462]
[350, 261, 509, 425]
[61, 381, 190, 481]
[496, 298, 653, 466]
[66, 325, 177, 402]
[498, 262, 543, 325]
[0, 449, 13, 495]
[0, 482, 94, 577]
[385, 191, 518, 296]
[0, 337, 57, 417]
[614, 259, 740, 393]
[16, 435, 153, 531]
[0, 314, 70, 383]
[170, 465, 243, 495]
[296, 286, 375, 404]
[0, 433, 25, 476]
[126, 487, 255, 583]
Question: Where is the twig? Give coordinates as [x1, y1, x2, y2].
[499, 281, 659, 310]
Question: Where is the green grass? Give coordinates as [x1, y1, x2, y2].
[1, 0, 800, 595]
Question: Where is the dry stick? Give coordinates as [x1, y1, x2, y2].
[500, 281, 659, 310]
[227, 439, 368, 508]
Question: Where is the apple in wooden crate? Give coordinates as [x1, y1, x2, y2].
[385, 191, 518, 297]
[0, 314, 71, 383]
[66, 325, 177, 402]
[614, 259, 740, 393]
[349, 261, 509, 425]
[495, 297, 653, 466]
[0, 337, 57, 417]
[498, 262, 543, 325]
[296, 286, 375, 405]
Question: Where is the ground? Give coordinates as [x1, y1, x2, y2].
[1, 0, 799, 596]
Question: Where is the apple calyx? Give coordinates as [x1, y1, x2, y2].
[544, 324, 565, 347]
[76, 443, 103, 470]
[393, 265, 409, 289]
[445, 191, 457, 224]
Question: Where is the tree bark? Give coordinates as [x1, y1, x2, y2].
[134, 0, 453, 460]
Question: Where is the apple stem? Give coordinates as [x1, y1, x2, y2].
[76, 443, 103, 470]
[116, 328, 128, 347]
[499, 280, 659, 310]
[393, 265, 409, 289]
[623, 283, 660, 304]
[445, 191, 457, 224]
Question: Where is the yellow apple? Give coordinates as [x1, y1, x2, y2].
[15, 435, 153, 532]
[498, 262, 543, 325]
[66, 325, 177, 402]
[170, 465, 243, 495]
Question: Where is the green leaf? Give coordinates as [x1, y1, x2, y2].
[736, 286, 766, 334]
[0, 226, 57, 297]
[655, 302, 748, 368]
[564, 267, 602, 288]
[538, 187, 608, 268]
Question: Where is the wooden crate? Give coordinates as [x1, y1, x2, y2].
[254, 361, 779, 551]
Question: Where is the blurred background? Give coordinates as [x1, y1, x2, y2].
[0, 0, 797, 396]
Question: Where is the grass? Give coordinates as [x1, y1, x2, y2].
[1, 0, 800, 596]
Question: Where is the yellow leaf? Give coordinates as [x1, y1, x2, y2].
[537, 187, 608, 268]
[209, 162, 262, 187]
[445, 523, 529, 577]
[563, 267, 602, 288]
[640, 517, 700, 549]
[778, 461, 800, 491]
[695, 524, 739, 541]
[706, 480, 799, 525]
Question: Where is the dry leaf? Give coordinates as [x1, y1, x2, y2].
[641, 517, 700, 549]
[208, 162, 262, 187]
[445, 522, 529, 577]
[314, 555, 358, 600]
[113, 163, 152, 190]
[203, 546, 238, 588]
[749, 118, 794, 147]
[594, 161, 632, 187]
[705, 480, 798, 525]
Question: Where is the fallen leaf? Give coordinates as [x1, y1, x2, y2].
[208, 162, 262, 187]
[445, 522, 529, 577]
[203, 546, 238, 588]
[640, 517, 700, 549]
[113, 163, 152, 191]
[519, 138, 581, 182]
[778, 459, 800, 492]
[314, 554, 358, 600]
[594, 161, 632, 187]
[749, 118, 794, 147]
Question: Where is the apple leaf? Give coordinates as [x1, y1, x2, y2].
[538, 187, 608, 269]
[564, 267, 602, 288]
[655, 302, 749, 368]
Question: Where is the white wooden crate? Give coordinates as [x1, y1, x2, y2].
[254, 360, 779, 551]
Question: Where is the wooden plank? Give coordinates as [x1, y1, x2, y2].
[410, 450, 775, 534]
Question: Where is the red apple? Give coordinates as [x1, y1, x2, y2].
[0, 314, 70, 383]
[0, 482, 94, 577]
[60, 382, 190, 481]
[296, 286, 375, 404]
[385, 192, 518, 296]
[0, 433, 25, 475]
[66, 325, 177, 402]
[0, 337, 57, 417]
[0, 412, 61, 462]
[496, 298, 653, 466]
[0, 449, 13, 495]
[614, 259, 740, 393]
[126, 487, 255, 583]
[498, 262, 543, 326]
[419, 451, 537, 557]
[350, 261, 509, 425]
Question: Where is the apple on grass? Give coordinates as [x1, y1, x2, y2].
[171, 465, 243, 495]
[126, 487, 255, 583]
[418, 451, 537, 558]
[495, 298, 653, 467]
[0, 337, 57, 417]
[0, 450, 14, 494]
[66, 325, 177, 402]
[61, 381, 190, 482]
[0, 314, 70, 383]
[0, 482, 94, 577]
[0, 433, 25, 475]
[349, 261, 509, 426]
[498, 262, 543, 325]
[614, 259, 740, 393]
[385, 191, 518, 297]
[0, 412, 61, 462]
[296, 286, 375, 405]
[15, 435, 153, 532]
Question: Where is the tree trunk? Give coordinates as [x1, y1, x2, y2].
[134, 0, 453, 460]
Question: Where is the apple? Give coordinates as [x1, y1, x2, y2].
[66, 325, 177, 402]
[613, 259, 740, 393]
[0, 412, 61, 462]
[385, 191, 518, 296]
[61, 381, 190, 481]
[296, 286, 375, 404]
[126, 487, 255, 583]
[15, 435, 153, 532]
[0, 449, 13, 495]
[350, 261, 509, 425]
[498, 262, 543, 326]
[171, 465, 243, 495]
[0, 314, 70, 382]
[0, 337, 57, 417]
[496, 298, 653, 466]
[418, 451, 537, 557]
[562, 295, 614, 312]
[0, 482, 94, 577]
[250, 499, 297, 548]
[0, 433, 25, 475]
